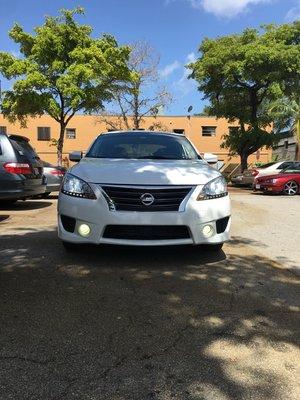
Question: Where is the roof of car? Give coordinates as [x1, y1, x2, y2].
[8, 134, 30, 142]
[100, 130, 185, 137]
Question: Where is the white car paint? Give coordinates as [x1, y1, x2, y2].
[70, 158, 221, 186]
[58, 132, 231, 247]
[255, 161, 295, 179]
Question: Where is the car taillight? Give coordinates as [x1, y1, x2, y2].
[50, 169, 65, 176]
[3, 162, 32, 175]
[251, 169, 259, 176]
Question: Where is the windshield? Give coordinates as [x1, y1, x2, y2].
[86, 133, 199, 160]
[282, 163, 300, 174]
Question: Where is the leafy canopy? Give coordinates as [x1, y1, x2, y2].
[189, 22, 300, 128]
[0, 7, 132, 127]
[188, 23, 300, 168]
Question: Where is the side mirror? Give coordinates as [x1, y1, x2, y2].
[203, 152, 218, 165]
[69, 151, 82, 162]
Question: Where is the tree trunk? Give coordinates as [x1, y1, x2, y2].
[57, 122, 66, 166]
[240, 153, 248, 172]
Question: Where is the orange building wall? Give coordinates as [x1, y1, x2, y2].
[0, 114, 271, 166]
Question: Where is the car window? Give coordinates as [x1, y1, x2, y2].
[277, 162, 292, 170]
[282, 163, 300, 174]
[9, 137, 39, 161]
[86, 133, 199, 160]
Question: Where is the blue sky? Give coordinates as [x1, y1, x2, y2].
[0, 0, 299, 115]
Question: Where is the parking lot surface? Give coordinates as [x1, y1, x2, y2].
[0, 191, 299, 400]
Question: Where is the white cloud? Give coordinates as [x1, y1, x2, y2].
[173, 52, 197, 95]
[285, 2, 300, 21]
[168, 0, 274, 18]
[160, 60, 181, 78]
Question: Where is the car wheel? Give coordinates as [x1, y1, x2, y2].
[283, 180, 298, 196]
[202, 243, 224, 252]
[62, 241, 79, 252]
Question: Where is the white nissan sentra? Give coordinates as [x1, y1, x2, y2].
[58, 131, 230, 250]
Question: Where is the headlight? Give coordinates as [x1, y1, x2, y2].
[197, 176, 228, 200]
[61, 174, 96, 199]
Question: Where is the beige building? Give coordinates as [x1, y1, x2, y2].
[0, 114, 271, 166]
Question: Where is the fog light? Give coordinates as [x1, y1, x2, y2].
[202, 224, 214, 238]
[78, 223, 91, 237]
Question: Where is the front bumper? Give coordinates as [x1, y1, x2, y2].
[254, 182, 282, 193]
[57, 185, 231, 246]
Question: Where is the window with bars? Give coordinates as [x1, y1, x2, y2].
[202, 126, 216, 136]
[173, 129, 185, 134]
[37, 127, 51, 141]
[66, 128, 76, 139]
[0, 126, 7, 134]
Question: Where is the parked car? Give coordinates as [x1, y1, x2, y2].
[231, 161, 296, 187]
[231, 169, 254, 186]
[58, 131, 231, 251]
[0, 133, 46, 204]
[254, 162, 300, 195]
[251, 161, 296, 179]
[42, 161, 66, 197]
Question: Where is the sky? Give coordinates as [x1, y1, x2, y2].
[0, 0, 299, 115]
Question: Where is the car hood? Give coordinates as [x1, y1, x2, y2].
[70, 158, 221, 186]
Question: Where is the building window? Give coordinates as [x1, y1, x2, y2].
[0, 126, 7, 134]
[66, 128, 76, 139]
[202, 126, 216, 136]
[37, 127, 51, 141]
[173, 129, 185, 134]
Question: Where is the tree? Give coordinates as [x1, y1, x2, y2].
[188, 22, 300, 170]
[269, 95, 300, 160]
[0, 7, 131, 164]
[100, 41, 171, 131]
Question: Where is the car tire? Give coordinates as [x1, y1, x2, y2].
[283, 180, 298, 196]
[62, 241, 79, 252]
[202, 243, 224, 252]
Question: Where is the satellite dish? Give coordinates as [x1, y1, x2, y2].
[187, 105, 193, 113]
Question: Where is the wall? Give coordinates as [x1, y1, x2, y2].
[0, 114, 271, 166]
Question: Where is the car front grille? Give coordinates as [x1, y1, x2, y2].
[103, 225, 191, 240]
[100, 185, 193, 212]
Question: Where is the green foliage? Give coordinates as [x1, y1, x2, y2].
[0, 7, 131, 163]
[221, 126, 278, 158]
[269, 95, 300, 141]
[189, 22, 300, 168]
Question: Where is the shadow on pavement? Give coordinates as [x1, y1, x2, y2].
[0, 228, 299, 400]
[0, 200, 52, 211]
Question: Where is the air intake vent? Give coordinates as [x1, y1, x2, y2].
[103, 225, 191, 240]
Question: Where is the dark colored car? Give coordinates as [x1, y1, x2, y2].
[42, 161, 66, 197]
[254, 162, 300, 195]
[0, 133, 46, 204]
[231, 169, 255, 186]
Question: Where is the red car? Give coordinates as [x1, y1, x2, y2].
[254, 162, 300, 196]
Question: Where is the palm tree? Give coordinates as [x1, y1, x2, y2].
[269, 97, 300, 160]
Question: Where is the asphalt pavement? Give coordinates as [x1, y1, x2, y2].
[0, 190, 299, 400]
